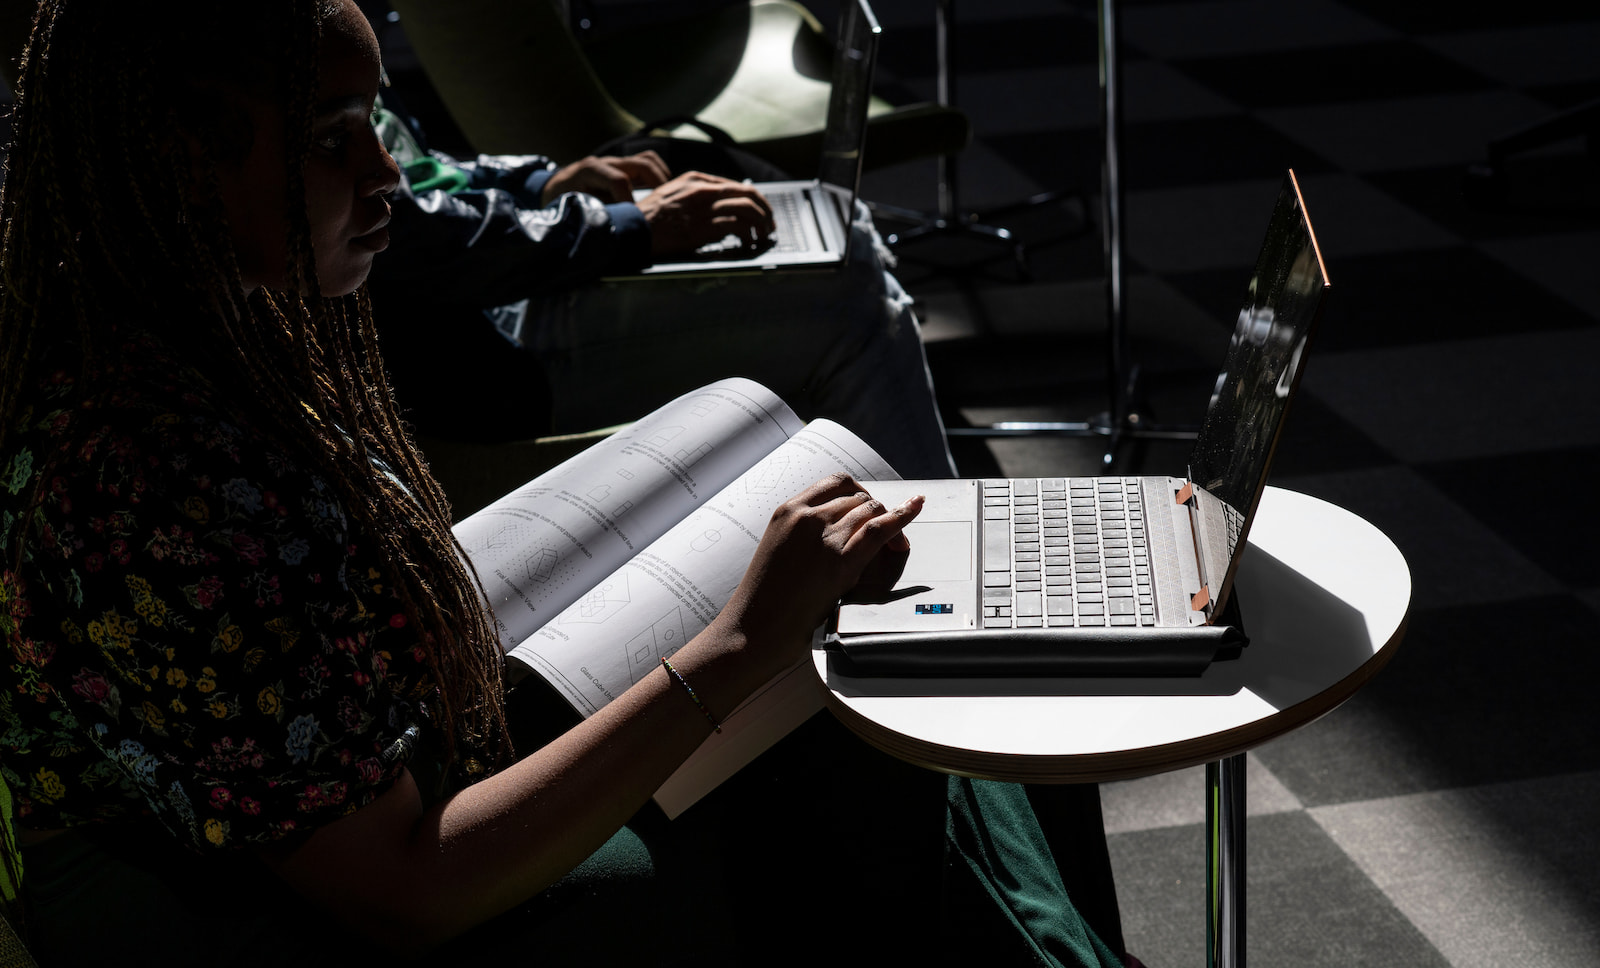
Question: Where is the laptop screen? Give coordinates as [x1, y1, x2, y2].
[1187, 171, 1330, 549]
[817, 0, 880, 197]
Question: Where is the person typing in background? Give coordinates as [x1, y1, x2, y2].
[369, 95, 959, 480]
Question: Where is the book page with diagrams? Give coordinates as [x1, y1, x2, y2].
[452, 379, 898, 816]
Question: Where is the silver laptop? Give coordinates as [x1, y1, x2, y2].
[613, 0, 879, 277]
[829, 171, 1330, 676]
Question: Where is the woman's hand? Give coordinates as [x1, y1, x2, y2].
[715, 473, 923, 677]
[541, 151, 672, 204]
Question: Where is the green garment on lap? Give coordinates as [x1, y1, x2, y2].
[944, 776, 1125, 967]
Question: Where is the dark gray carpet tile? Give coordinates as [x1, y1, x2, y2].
[1414, 446, 1600, 588]
[1423, 21, 1600, 90]
[1248, 594, 1600, 806]
[926, 335, 1112, 404]
[1120, 0, 1399, 60]
[1476, 231, 1600, 322]
[871, 14, 1102, 79]
[1366, 162, 1600, 243]
[978, 127, 1112, 203]
[1303, 329, 1600, 464]
[1526, 78, 1600, 110]
[1256, 89, 1562, 175]
[1334, 0, 1600, 34]
[1121, 171, 1455, 279]
[1109, 811, 1450, 968]
[982, 116, 1339, 200]
[1120, 116, 1339, 191]
[1283, 245, 1592, 351]
[1272, 466, 1563, 610]
[1257, 392, 1398, 477]
[1171, 41, 1498, 109]
[1123, 177, 1315, 276]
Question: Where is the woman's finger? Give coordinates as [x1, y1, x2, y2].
[789, 472, 865, 507]
[843, 494, 923, 557]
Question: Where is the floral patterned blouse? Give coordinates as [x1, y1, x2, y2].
[0, 333, 442, 852]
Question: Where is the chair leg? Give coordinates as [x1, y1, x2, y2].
[868, 199, 1036, 280]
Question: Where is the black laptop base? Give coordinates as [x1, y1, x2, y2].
[827, 593, 1248, 678]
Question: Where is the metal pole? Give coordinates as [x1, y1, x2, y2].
[1206, 754, 1247, 968]
[936, 0, 958, 222]
[1098, 0, 1128, 466]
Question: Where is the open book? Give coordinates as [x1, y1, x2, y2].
[452, 379, 897, 818]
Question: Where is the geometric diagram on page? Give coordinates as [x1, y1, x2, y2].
[689, 528, 721, 553]
[743, 453, 793, 495]
[623, 605, 690, 684]
[476, 523, 528, 554]
[673, 440, 713, 467]
[613, 499, 635, 519]
[588, 483, 612, 502]
[559, 573, 631, 626]
[520, 546, 562, 585]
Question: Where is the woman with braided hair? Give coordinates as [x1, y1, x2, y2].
[0, 2, 1126, 965]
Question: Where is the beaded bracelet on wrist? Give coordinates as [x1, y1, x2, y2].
[660, 656, 722, 733]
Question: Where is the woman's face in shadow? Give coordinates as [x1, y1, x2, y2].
[214, 0, 400, 297]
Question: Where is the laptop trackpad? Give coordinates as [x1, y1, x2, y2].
[901, 521, 973, 583]
[837, 491, 979, 634]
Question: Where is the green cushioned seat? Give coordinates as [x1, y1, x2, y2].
[386, 0, 969, 177]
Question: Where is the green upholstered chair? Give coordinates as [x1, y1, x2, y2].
[385, 0, 969, 178]
[0, 778, 34, 968]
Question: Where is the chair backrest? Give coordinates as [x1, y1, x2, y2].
[582, 0, 835, 143]
[386, 0, 641, 158]
[388, 0, 968, 177]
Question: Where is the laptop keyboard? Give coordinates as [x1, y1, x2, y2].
[981, 478, 1157, 629]
[1223, 501, 1245, 558]
[766, 189, 807, 253]
[691, 188, 808, 256]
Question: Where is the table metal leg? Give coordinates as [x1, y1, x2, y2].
[1206, 754, 1246, 968]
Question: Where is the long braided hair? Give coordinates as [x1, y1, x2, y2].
[0, 0, 509, 778]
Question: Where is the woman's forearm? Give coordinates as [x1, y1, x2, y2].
[265, 614, 771, 950]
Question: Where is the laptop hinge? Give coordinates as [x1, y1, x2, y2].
[1178, 475, 1215, 624]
